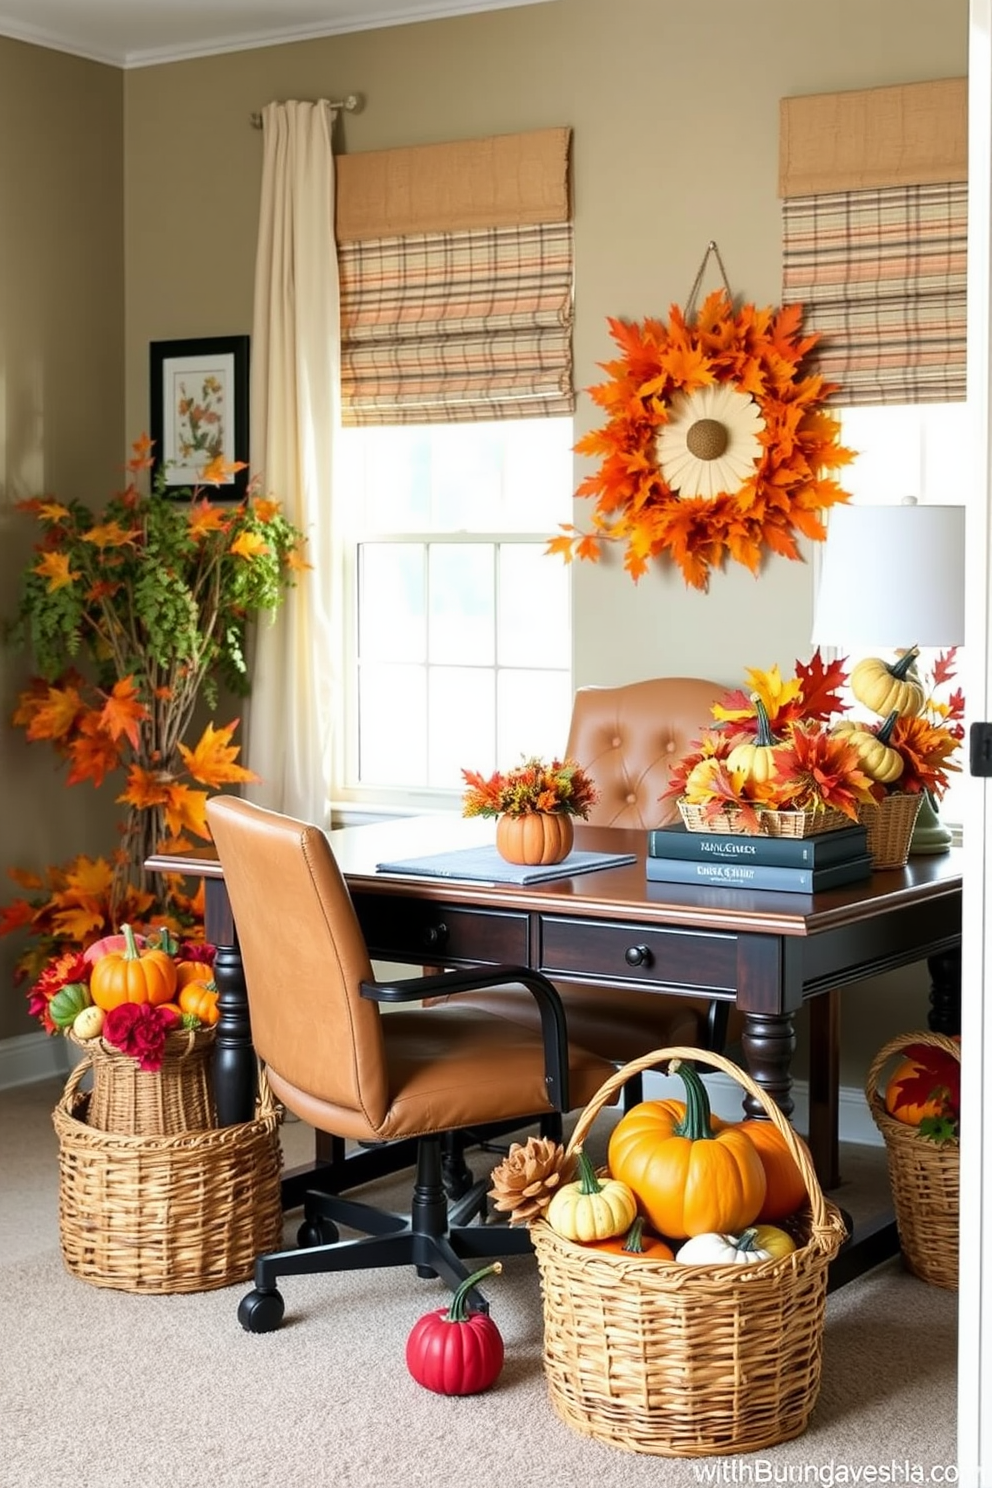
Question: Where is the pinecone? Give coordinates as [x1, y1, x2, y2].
[488, 1135, 574, 1224]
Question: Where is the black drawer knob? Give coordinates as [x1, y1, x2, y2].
[422, 923, 449, 949]
[624, 944, 652, 968]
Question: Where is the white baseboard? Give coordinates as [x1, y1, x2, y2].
[644, 1068, 884, 1149]
[0, 1031, 73, 1090]
[0, 1035, 883, 1147]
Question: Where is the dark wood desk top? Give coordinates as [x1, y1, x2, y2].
[148, 814, 963, 941]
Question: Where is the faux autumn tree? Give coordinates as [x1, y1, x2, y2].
[2, 434, 307, 983]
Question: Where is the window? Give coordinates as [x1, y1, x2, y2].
[333, 417, 573, 810]
[830, 401, 968, 829]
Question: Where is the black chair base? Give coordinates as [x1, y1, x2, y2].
[238, 1131, 534, 1332]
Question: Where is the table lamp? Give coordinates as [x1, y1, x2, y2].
[810, 497, 966, 853]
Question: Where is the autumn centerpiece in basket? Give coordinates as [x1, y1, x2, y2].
[666, 649, 964, 857]
[461, 755, 598, 865]
[36, 924, 220, 1135]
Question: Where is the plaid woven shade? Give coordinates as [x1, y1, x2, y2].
[338, 221, 574, 424]
[782, 182, 967, 406]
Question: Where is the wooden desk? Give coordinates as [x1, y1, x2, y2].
[148, 815, 962, 1200]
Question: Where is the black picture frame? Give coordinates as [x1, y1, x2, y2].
[149, 335, 250, 500]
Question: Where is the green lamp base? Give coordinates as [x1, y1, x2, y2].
[910, 789, 953, 855]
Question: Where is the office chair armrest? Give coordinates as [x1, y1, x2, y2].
[360, 965, 570, 1112]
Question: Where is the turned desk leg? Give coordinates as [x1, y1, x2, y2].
[928, 947, 962, 1034]
[740, 1012, 797, 1126]
[205, 879, 257, 1127]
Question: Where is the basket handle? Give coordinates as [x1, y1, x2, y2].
[567, 1044, 828, 1230]
[865, 1029, 960, 1112]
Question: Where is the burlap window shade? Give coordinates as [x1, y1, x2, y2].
[336, 128, 574, 424]
[780, 79, 967, 405]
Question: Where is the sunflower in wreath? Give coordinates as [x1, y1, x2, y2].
[550, 290, 855, 590]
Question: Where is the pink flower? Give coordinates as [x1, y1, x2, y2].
[102, 1002, 180, 1071]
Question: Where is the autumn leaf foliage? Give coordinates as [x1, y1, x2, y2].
[3, 435, 307, 984]
[552, 292, 855, 589]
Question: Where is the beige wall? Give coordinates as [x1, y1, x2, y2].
[0, 0, 969, 1081]
[0, 38, 124, 1040]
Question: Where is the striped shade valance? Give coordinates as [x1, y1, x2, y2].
[782, 181, 967, 407]
[338, 221, 574, 425]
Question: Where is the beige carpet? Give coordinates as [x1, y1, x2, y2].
[0, 1076, 957, 1488]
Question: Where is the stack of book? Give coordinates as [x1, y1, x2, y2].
[646, 820, 872, 894]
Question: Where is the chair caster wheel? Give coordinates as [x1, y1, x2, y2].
[297, 1218, 339, 1247]
[238, 1288, 285, 1333]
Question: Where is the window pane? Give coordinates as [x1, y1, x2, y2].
[365, 426, 432, 529]
[498, 669, 572, 764]
[498, 546, 570, 668]
[359, 544, 425, 663]
[502, 418, 574, 530]
[428, 667, 495, 787]
[432, 423, 503, 530]
[429, 545, 495, 664]
[359, 664, 427, 785]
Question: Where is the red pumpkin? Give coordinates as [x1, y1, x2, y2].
[406, 1263, 505, 1395]
[736, 1119, 809, 1222]
[83, 930, 147, 965]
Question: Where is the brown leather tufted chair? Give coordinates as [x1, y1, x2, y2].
[206, 795, 617, 1334]
[439, 678, 742, 1103]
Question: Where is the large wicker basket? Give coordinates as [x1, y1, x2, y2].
[857, 792, 923, 870]
[678, 800, 851, 839]
[53, 1056, 284, 1294]
[865, 1031, 959, 1290]
[530, 1046, 847, 1458]
[68, 1026, 216, 1136]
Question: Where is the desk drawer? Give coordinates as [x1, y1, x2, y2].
[539, 915, 737, 992]
[352, 892, 529, 967]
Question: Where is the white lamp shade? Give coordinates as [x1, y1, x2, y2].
[811, 502, 965, 650]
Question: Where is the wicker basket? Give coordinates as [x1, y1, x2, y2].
[678, 800, 851, 839]
[865, 1031, 959, 1290]
[856, 792, 923, 869]
[53, 1056, 284, 1294]
[69, 1026, 216, 1136]
[530, 1046, 847, 1458]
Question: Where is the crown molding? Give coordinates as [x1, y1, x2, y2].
[0, 0, 553, 70]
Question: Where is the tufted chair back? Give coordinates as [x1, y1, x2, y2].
[566, 677, 725, 830]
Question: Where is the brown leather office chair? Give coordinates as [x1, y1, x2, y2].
[440, 678, 742, 1104]
[205, 795, 617, 1333]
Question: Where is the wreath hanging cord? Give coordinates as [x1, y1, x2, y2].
[550, 243, 856, 591]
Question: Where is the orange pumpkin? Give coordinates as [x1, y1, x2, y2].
[736, 1119, 809, 1222]
[607, 1060, 767, 1241]
[588, 1216, 675, 1261]
[89, 923, 178, 1011]
[175, 959, 213, 991]
[178, 980, 220, 1026]
[495, 812, 574, 865]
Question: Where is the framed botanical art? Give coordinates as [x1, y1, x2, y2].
[150, 335, 250, 499]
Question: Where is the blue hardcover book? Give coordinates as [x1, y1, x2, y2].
[647, 821, 868, 869]
[645, 852, 874, 895]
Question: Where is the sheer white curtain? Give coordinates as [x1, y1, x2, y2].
[244, 100, 339, 824]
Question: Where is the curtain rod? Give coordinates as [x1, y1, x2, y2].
[250, 94, 364, 129]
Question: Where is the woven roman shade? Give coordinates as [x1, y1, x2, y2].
[780, 79, 967, 405]
[336, 128, 574, 425]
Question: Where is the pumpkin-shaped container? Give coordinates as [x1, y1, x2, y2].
[495, 811, 574, 865]
[529, 1045, 846, 1458]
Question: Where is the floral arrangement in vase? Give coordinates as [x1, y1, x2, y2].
[1, 434, 307, 999]
[462, 756, 598, 866]
[666, 648, 964, 836]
